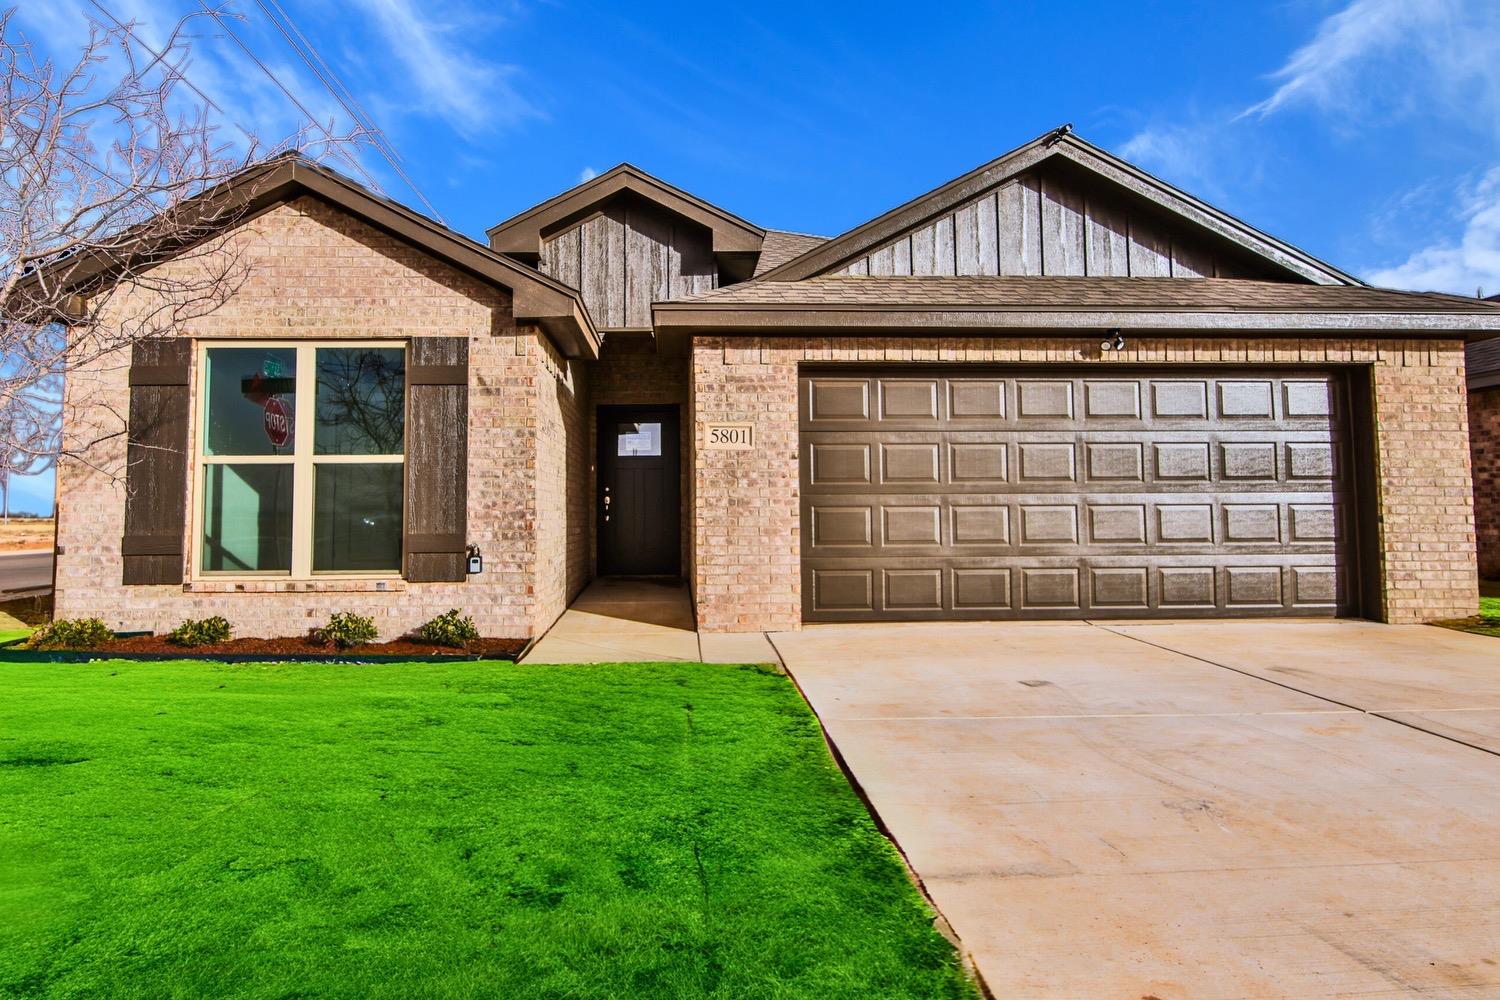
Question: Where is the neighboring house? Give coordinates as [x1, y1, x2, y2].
[50, 129, 1500, 640]
[1469, 307, 1500, 580]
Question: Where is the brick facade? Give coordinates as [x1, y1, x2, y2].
[533, 338, 592, 630]
[53, 197, 1482, 638]
[1471, 386, 1500, 579]
[691, 336, 1479, 631]
[56, 198, 579, 640]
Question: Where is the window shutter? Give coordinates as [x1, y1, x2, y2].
[405, 337, 469, 582]
[122, 338, 192, 585]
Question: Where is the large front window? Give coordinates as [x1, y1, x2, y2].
[196, 343, 405, 576]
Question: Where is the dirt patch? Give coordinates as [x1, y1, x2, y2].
[0, 593, 51, 626]
[91, 634, 527, 659]
[0, 519, 54, 552]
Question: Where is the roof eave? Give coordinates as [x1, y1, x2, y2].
[29, 156, 601, 360]
[652, 302, 1500, 338]
[283, 162, 600, 359]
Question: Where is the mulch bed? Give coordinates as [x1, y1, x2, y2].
[93, 634, 528, 659]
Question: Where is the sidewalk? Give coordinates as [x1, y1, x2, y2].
[520, 578, 781, 666]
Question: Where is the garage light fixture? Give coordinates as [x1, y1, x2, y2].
[1100, 329, 1126, 352]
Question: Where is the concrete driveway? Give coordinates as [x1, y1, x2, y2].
[770, 620, 1500, 999]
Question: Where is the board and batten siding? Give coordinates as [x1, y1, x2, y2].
[837, 171, 1267, 280]
[540, 198, 717, 329]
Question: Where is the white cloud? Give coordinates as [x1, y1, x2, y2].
[344, 0, 538, 136]
[1366, 168, 1500, 295]
[1239, 0, 1500, 129]
[1231, 0, 1500, 294]
[17, 0, 535, 154]
[578, 166, 598, 183]
[1119, 123, 1220, 195]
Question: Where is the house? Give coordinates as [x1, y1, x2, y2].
[1469, 310, 1500, 580]
[51, 129, 1500, 640]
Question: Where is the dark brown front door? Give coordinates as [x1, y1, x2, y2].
[598, 405, 680, 576]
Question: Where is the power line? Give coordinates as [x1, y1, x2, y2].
[85, 0, 256, 148]
[257, 0, 391, 159]
[188, 0, 391, 198]
[88, 0, 390, 203]
[247, 0, 447, 223]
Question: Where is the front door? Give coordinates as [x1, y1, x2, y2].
[597, 405, 680, 576]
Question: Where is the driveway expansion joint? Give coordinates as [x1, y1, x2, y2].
[1088, 620, 1500, 760]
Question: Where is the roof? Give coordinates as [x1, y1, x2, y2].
[754, 127, 1362, 286]
[487, 163, 765, 257]
[1470, 338, 1500, 389]
[654, 276, 1500, 336]
[753, 230, 828, 277]
[32, 154, 600, 359]
[680, 275, 1496, 311]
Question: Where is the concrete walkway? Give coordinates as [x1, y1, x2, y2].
[520, 578, 781, 665]
[770, 619, 1500, 999]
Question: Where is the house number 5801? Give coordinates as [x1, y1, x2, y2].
[705, 423, 754, 450]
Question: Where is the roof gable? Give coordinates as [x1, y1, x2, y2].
[487, 163, 765, 258]
[758, 128, 1361, 286]
[34, 155, 600, 358]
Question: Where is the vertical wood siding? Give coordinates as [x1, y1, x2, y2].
[540, 198, 717, 329]
[834, 168, 1269, 280]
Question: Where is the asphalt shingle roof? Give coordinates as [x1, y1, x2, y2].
[675, 276, 1500, 313]
[751, 230, 829, 277]
[1469, 338, 1500, 384]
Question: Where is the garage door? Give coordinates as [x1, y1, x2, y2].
[799, 369, 1359, 621]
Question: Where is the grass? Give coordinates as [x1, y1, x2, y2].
[1432, 581, 1500, 638]
[0, 659, 977, 1000]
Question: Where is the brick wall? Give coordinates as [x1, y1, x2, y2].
[1472, 386, 1500, 579]
[55, 197, 571, 640]
[692, 335, 1478, 631]
[533, 337, 591, 629]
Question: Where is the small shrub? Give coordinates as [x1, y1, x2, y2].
[417, 609, 480, 648]
[27, 618, 114, 650]
[167, 616, 233, 647]
[319, 612, 379, 649]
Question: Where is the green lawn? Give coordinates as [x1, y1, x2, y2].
[0, 659, 976, 1000]
[1433, 591, 1500, 638]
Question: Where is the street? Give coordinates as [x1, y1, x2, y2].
[0, 550, 54, 594]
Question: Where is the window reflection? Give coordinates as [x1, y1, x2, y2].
[313, 464, 403, 572]
[315, 348, 405, 455]
[203, 348, 297, 456]
[200, 464, 293, 572]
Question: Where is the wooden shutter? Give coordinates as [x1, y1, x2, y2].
[121, 338, 192, 585]
[405, 337, 469, 582]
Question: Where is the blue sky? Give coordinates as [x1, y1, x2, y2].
[11, 0, 1500, 514]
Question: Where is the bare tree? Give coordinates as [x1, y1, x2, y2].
[0, 5, 361, 479]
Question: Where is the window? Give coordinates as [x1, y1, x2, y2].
[196, 343, 405, 576]
[616, 421, 662, 457]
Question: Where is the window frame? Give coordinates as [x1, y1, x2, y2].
[191, 339, 408, 580]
